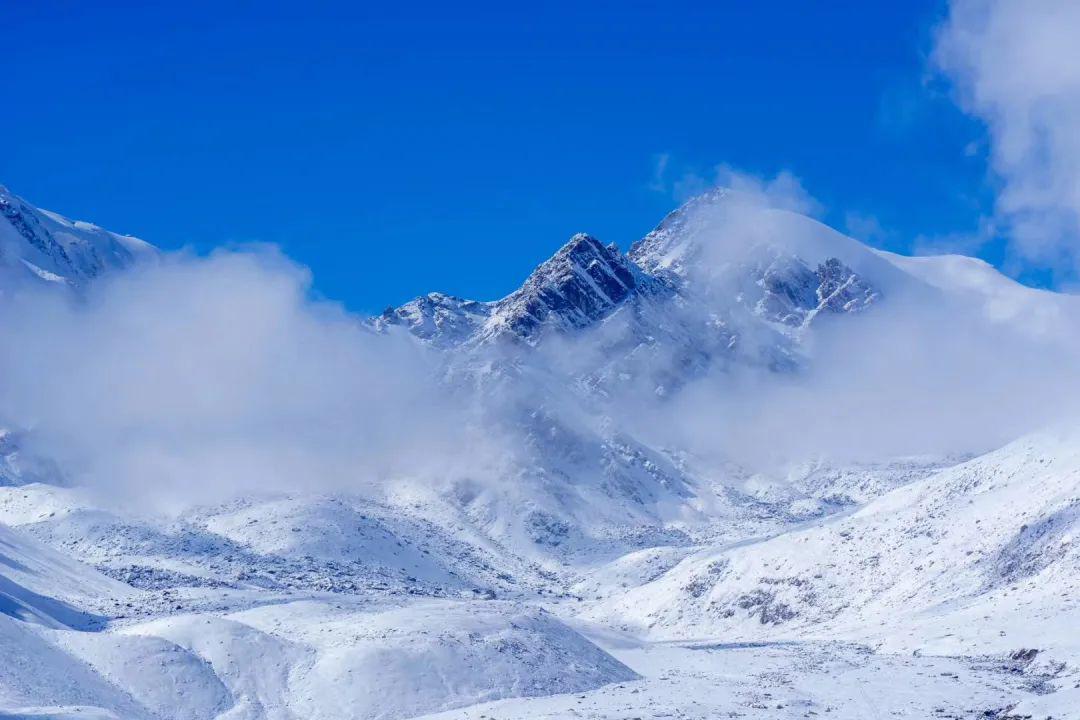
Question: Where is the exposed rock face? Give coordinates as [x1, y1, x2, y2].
[490, 233, 645, 339]
[748, 252, 878, 328]
[815, 257, 878, 315]
[377, 191, 880, 357]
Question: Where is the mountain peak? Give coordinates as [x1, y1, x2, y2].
[533, 232, 618, 279]
[484, 232, 645, 341]
[628, 189, 733, 278]
[374, 231, 668, 348]
[563, 231, 604, 248]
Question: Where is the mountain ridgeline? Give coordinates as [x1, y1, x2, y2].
[376, 192, 881, 361]
[0, 185, 155, 287]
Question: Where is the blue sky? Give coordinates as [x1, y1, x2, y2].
[5, 1, 998, 311]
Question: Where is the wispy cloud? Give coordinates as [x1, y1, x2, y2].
[648, 152, 671, 193]
[648, 157, 821, 218]
[843, 212, 892, 248]
[933, 0, 1080, 281]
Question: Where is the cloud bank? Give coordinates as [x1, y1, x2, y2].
[0, 249, 508, 511]
[598, 172, 1080, 471]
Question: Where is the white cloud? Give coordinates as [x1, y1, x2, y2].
[843, 212, 890, 247]
[0, 249, 509, 511]
[711, 165, 822, 218]
[647, 158, 821, 218]
[601, 173, 1080, 469]
[648, 152, 671, 193]
[933, 0, 1080, 277]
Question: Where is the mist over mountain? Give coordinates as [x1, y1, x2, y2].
[1, 180, 1078, 719]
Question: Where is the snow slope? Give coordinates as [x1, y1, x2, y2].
[0, 505, 636, 720]
[0, 524, 223, 719]
[587, 429, 1080, 663]
[0, 521, 133, 630]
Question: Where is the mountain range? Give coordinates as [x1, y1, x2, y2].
[0, 183, 1077, 720]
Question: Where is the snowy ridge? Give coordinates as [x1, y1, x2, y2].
[628, 187, 731, 278]
[377, 293, 492, 348]
[587, 429, 1080, 648]
[0, 185, 156, 288]
[378, 233, 672, 348]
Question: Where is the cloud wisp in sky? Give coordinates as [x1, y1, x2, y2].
[934, 0, 1080, 281]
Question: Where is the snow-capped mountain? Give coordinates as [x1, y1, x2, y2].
[1, 183, 1078, 719]
[377, 232, 670, 347]
[0, 185, 155, 287]
[379, 195, 884, 354]
[366, 192, 992, 572]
